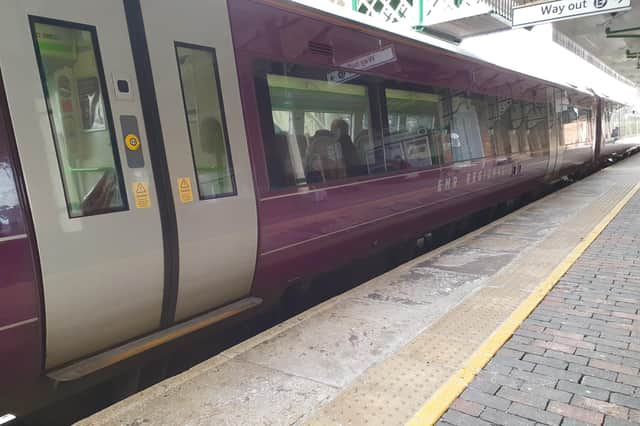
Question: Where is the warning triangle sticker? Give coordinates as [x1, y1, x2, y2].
[177, 177, 193, 203]
[132, 182, 151, 208]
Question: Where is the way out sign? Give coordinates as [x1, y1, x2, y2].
[512, 0, 631, 28]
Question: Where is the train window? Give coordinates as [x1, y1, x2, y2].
[523, 102, 550, 156]
[175, 43, 236, 199]
[602, 106, 640, 143]
[0, 162, 20, 237]
[510, 102, 529, 154]
[30, 18, 128, 218]
[490, 98, 522, 156]
[602, 107, 616, 144]
[603, 106, 623, 144]
[470, 96, 495, 158]
[577, 109, 592, 144]
[561, 106, 592, 145]
[560, 106, 578, 145]
[256, 61, 557, 189]
[384, 88, 445, 168]
[263, 72, 372, 187]
[449, 96, 486, 161]
[621, 109, 640, 140]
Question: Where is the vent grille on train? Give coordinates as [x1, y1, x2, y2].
[308, 42, 333, 56]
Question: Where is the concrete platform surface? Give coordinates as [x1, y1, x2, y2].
[78, 154, 640, 426]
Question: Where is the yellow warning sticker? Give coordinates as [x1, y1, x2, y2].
[177, 177, 194, 204]
[133, 182, 151, 208]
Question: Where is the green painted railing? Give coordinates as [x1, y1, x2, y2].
[352, 0, 517, 25]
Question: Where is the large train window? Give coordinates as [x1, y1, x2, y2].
[472, 96, 495, 159]
[524, 102, 550, 156]
[175, 43, 237, 199]
[490, 98, 520, 156]
[561, 106, 591, 145]
[602, 105, 629, 144]
[383, 86, 495, 166]
[620, 109, 640, 140]
[577, 109, 592, 144]
[254, 60, 555, 190]
[449, 95, 487, 162]
[602, 107, 616, 144]
[489, 98, 549, 157]
[255, 62, 374, 188]
[30, 18, 128, 218]
[384, 88, 445, 168]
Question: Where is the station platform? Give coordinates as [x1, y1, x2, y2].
[79, 154, 640, 426]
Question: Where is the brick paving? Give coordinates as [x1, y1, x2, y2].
[438, 190, 640, 426]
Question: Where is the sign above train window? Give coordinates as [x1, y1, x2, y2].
[327, 46, 397, 84]
[512, 0, 631, 28]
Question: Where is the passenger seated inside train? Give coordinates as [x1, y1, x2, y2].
[330, 118, 367, 177]
[305, 129, 347, 183]
[303, 120, 371, 184]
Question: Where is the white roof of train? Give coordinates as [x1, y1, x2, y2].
[286, 0, 640, 109]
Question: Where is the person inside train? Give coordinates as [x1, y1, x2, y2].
[330, 118, 366, 177]
[612, 126, 620, 141]
[304, 129, 347, 183]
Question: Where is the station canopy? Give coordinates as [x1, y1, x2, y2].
[553, 6, 640, 88]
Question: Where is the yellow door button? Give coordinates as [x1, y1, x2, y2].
[125, 134, 141, 151]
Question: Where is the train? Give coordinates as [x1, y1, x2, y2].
[1, 0, 639, 413]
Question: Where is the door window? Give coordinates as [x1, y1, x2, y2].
[175, 43, 236, 199]
[30, 18, 128, 218]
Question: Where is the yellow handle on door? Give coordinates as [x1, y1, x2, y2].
[125, 134, 141, 151]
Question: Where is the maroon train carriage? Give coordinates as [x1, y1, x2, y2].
[0, 0, 639, 414]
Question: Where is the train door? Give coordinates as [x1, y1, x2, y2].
[0, 1, 165, 368]
[135, 0, 258, 321]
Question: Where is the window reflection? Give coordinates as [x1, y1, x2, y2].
[266, 74, 372, 186]
[561, 106, 591, 145]
[385, 88, 444, 169]
[603, 106, 640, 144]
[524, 102, 550, 156]
[0, 162, 18, 209]
[450, 96, 485, 161]
[0, 162, 19, 235]
[489, 99, 549, 157]
[256, 60, 554, 191]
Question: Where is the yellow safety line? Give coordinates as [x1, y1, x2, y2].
[407, 182, 640, 426]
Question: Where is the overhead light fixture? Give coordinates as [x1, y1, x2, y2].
[0, 414, 16, 425]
